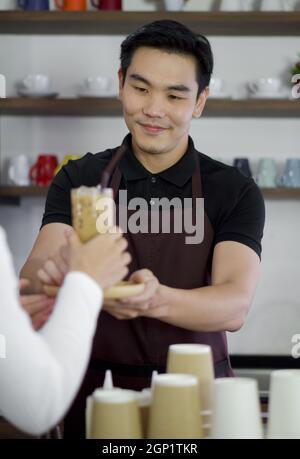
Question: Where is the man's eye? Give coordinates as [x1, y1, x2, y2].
[135, 87, 147, 93]
[169, 95, 183, 100]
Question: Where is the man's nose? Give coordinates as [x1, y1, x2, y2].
[142, 95, 166, 118]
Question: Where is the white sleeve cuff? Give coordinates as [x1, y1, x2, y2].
[62, 271, 103, 314]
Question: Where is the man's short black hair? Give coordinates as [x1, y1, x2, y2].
[120, 20, 214, 98]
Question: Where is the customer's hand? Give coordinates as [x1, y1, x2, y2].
[19, 279, 55, 330]
[36, 244, 69, 287]
[65, 227, 131, 289]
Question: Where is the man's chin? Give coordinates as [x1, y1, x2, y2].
[134, 139, 168, 156]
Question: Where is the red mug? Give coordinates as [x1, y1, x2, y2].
[29, 154, 58, 186]
[91, 0, 122, 10]
[55, 0, 87, 11]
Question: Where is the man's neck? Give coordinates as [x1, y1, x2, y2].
[132, 139, 189, 174]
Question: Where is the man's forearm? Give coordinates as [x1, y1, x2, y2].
[20, 258, 45, 293]
[147, 283, 251, 333]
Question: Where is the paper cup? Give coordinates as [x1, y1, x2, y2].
[267, 370, 300, 439]
[167, 344, 214, 412]
[90, 389, 142, 439]
[211, 378, 263, 439]
[148, 373, 203, 439]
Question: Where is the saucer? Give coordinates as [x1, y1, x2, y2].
[18, 88, 59, 98]
[43, 281, 145, 300]
[77, 89, 117, 98]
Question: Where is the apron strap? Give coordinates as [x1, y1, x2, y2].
[101, 144, 127, 189]
[192, 152, 203, 199]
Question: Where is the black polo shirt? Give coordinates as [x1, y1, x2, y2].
[42, 134, 265, 259]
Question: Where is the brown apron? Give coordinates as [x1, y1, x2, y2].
[64, 145, 233, 437]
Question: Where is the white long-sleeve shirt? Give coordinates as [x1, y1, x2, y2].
[0, 226, 103, 435]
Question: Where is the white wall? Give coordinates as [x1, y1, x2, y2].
[0, 0, 299, 355]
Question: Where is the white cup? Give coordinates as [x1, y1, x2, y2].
[0, 0, 17, 10]
[18, 74, 51, 95]
[209, 78, 225, 96]
[248, 77, 282, 95]
[211, 378, 263, 439]
[220, 0, 243, 11]
[8, 155, 30, 186]
[82, 76, 112, 95]
[260, 0, 284, 11]
[267, 370, 300, 439]
[184, 0, 214, 11]
[281, 0, 295, 11]
[164, 0, 185, 11]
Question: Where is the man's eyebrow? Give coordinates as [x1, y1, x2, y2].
[129, 74, 150, 85]
[129, 73, 191, 93]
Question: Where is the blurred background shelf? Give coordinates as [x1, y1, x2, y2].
[1, 186, 300, 201]
[0, 11, 300, 36]
[0, 98, 299, 117]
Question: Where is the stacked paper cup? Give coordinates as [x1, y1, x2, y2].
[148, 373, 203, 439]
[167, 344, 214, 437]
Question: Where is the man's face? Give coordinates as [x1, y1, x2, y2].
[118, 47, 208, 157]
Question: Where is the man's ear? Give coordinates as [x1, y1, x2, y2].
[193, 87, 209, 119]
[118, 68, 124, 100]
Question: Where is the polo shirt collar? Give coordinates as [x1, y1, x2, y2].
[119, 134, 196, 187]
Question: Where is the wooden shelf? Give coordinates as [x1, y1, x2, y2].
[0, 185, 49, 197]
[260, 187, 300, 199]
[0, 11, 300, 36]
[0, 97, 299, 117]
[1, 186, 300, 200]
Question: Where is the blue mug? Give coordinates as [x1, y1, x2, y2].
[233, 158, 252, 178]
[277, 159, 300, 188]
[18, 0, 49, 10]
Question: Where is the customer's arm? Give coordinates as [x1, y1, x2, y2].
[0, 228, 129, 435]
[20, 222, 71, 293]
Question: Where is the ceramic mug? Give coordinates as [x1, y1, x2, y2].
[260, 0, 284, 10]
[255, 158, 277, 188]
[220, 0, 243, 11]
[55, 0, 87, 11]
[233, 158, 252, 177]
[248, 77, 282, 96]
[277, 159, 300, 188]
[54, 154, 81, 175]
[29, 154, 58, 186]
[91, 0, 122, 9]
[81, 76, 112, 95]
[0, 0, 17, 10]
[18, 74, 51, 95]
[164, 0, 185, 11]
[8, 155, 30, 186]
[18, 0, 49, 10]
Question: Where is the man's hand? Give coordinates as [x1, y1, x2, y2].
[103, 269, 167, 320]
[19, 279, 55, 331]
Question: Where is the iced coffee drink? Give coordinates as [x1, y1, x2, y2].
[71, 186, 114, 243]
